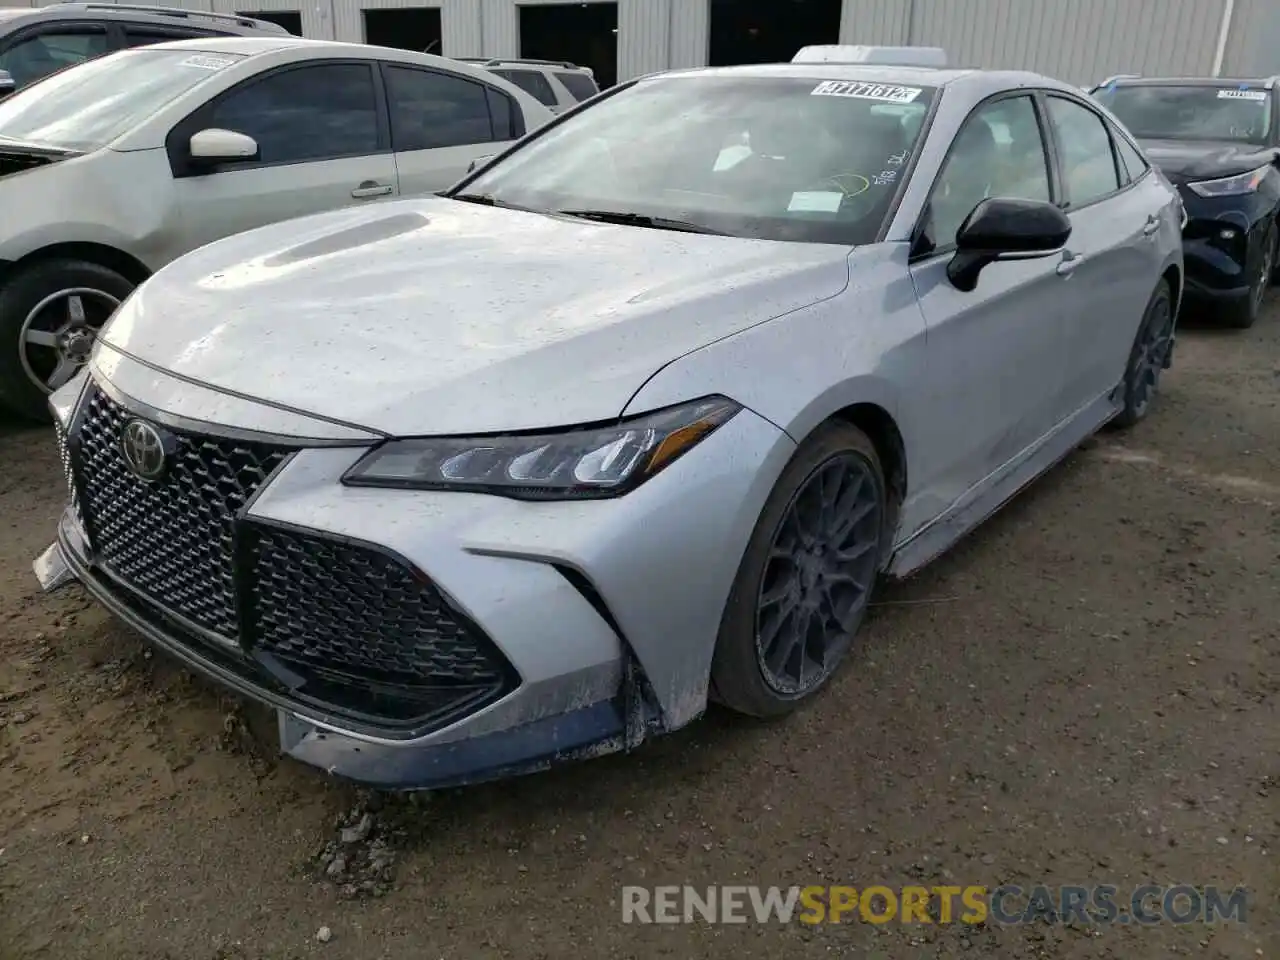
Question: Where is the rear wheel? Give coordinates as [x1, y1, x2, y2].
[1110, 279, 1174, 430]
[710, 422, 887, 717]
[0, 259, 134, 422]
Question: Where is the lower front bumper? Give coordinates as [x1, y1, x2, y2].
[36, 520, 631, 790]
[1181, 274, 1250, 303]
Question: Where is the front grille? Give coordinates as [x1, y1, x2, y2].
[74, 387, 290, 638]
[61, 380, 517, 730]
[243, 523, 509, 716]
[53, 421, 83, 531]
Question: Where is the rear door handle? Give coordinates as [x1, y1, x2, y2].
[1056, 252, 1083, 277]
[351, 180, 393, 199]
[1141, 215, 1160, 237]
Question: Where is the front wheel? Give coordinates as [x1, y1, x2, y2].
[710, 422, 887, 717]
[1110, 278, 1175, 430]
[1224, 227, 1275, 329]
[0, 258, 134, 422]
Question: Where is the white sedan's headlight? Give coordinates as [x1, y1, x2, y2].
[343, 396, 740, 500]
[1186, 165, 1270, 198]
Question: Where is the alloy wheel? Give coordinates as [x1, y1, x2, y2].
[17, 287, 121, 394]
[755, 453, 882, 696]
[1128, 292, 1174, 419]
[1257, 232, 1277, 312]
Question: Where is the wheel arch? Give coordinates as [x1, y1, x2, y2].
[805, 401, 908, 560]
[1161, 261, 1182, 319]
[0, 242, 152, 288]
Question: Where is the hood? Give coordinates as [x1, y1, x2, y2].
[100, 198, 851, 436]
[1137, 138, 1279, 182]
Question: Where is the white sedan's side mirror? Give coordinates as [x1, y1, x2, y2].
[467, 154, 496, 173]
[0, 69, 15, 102]
[189, 127, 259, 162]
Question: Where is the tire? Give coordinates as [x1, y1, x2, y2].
[710, 421, 888, 718]
[1270, 220, 1280, 286]
[1223, 227, 1275, 329]
[0, 259, 135, 423]
[1110, 278, 1175, 431]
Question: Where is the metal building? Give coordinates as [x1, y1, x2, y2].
[4, 0, 1279, 86]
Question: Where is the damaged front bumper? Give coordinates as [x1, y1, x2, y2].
[34, 515, 636, 790]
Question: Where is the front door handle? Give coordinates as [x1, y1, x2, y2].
[1141, 215, 1160, 237]
[351, 180, 393, 199]
[1056, 252, 1083, 277]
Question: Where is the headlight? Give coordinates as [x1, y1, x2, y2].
[343, 396, 741, 499]
[1186, 165, 1270, 198]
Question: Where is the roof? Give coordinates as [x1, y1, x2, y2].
[141, 35, 322, 56]
[0, 3, 285, 33]
[655, 62, 979, 87]
[1101, 76, 1273, 88]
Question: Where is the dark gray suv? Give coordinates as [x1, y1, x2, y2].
[0, 2, 288, 98]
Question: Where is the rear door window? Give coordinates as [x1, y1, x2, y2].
[0, 26, 110, 87]
[1046, 95, 1123, 207]
[491, 67, 556, 106]
[554, 70, 598, 102]
[384, 65, 503, 150]
[120, 26, 221, 48]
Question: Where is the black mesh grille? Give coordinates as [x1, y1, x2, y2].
[54, 421, 83, 530]
[61, 381, 515, 730]
[244, 523, 507, 690]
[74, 387, 290, 638]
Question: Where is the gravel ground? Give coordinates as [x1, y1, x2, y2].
[0, 304, 1277, 959]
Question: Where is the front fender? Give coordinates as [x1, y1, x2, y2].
[624, 245, 924, 451]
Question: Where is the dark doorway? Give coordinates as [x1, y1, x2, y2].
[519, 2, 617, 88]
[708, 0, 841, 66]
[236, 10, 303, 35]
[363, 7, 443, 54]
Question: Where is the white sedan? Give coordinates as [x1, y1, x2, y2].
[0, 36, 552, 421]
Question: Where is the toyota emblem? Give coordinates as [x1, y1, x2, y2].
[120, 419, 171, 482]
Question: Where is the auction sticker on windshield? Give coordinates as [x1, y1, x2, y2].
[179, 54, 238, 70]
[1217, 89, 1267, 101]
[811, 80, 922, 103]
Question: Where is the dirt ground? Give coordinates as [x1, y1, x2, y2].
[1, 304, 1277, 960]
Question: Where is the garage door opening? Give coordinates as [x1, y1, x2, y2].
[708, 0, 841, 66]
[236, 10, 303, 35]
[519, 2, 617, 88]
[363, 7, 443, 53]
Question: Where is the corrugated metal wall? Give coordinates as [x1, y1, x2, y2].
[5, 0, 1279, 83]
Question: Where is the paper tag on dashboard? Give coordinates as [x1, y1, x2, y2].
[788, 191, 844, 213]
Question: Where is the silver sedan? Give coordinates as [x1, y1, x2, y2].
[35, 49, 1183, 789]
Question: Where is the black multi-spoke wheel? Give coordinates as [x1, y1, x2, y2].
[712, 422, 888, 717]
[756, 454, 881, 695]
[0, 258, 135, 422]
[1111, 279, 1175, 430]
[1224, 228, 1275, 330]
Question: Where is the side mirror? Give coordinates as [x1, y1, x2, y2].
[0, 69, 15, 102]
[947, 197, 1072, 292]
[466, 154, 496, 174]
[188, 127, 259, 165]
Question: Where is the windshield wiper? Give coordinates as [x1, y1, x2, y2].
[448, 192, 540, 213]
[554, 209, 727, 236]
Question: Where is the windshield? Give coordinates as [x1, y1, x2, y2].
[1093, 83, 1273, 144]
[458, 75, 936, 245]
[0, 48, 245, 151]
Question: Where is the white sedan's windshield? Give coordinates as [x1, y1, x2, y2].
[460, 75, 936, 244]
[0, 48, 245, 151]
